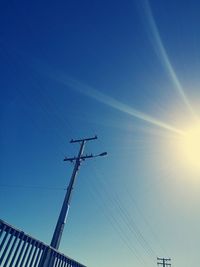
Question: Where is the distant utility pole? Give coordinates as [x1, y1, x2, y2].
[157, 257, 171, 267]
[51, 135, 107, 250]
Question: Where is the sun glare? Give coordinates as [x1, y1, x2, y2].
[177, 124, 200, 170]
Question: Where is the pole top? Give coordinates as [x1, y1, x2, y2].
[157, 258, 171, 261]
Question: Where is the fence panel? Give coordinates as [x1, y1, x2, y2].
[0, 220, 86, 267]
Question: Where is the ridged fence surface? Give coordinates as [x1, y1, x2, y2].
[0, 219, 86, 267]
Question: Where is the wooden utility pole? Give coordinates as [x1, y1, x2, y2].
[51, 135, 107, 249]
[39, 136, 107, 267]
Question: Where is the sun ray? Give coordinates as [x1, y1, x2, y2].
[143, 0, 198, 119]
[35, 60, 184, 135]
[57, 75, 184, 135]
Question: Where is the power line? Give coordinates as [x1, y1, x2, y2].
[88, 161, 172, 266]
[0, 184, 66, 191]
[85, 174, 146, 266]
[125, 186, 170, 257]
[86, 164, 155, 263]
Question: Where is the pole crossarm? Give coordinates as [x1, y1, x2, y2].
[70, 135, 97, 143]
[64, 152, 107, 162]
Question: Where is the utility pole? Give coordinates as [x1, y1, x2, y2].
[51, 135, 107, 249]
[157, 257, 171, 267]
[39, 136, 107, 267]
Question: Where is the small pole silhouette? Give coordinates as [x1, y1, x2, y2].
[157, 257, 171, 267]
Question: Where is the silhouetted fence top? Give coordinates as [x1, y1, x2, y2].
[0, 219, 86, 267]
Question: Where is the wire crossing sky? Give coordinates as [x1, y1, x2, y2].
[1, 1, 200, 267]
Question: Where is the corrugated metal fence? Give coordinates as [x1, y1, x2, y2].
[0, 219, 86, 267]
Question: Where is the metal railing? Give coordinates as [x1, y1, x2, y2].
[0, 219, 86, 267]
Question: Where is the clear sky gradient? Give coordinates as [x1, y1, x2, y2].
[1, 1, 200, 267]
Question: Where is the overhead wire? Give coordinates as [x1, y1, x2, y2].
[86, 163, 155, 263]
[88, 159, 171, 263]
[85, 171, 147, 266]
[125, 186, 170, 257]
[0, 184, 66, 191]
[113, 192, 156, 258]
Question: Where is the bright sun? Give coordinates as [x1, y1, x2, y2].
[177, 124, 200, 170]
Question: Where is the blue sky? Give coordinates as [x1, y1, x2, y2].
[1, 1, 200, 267]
